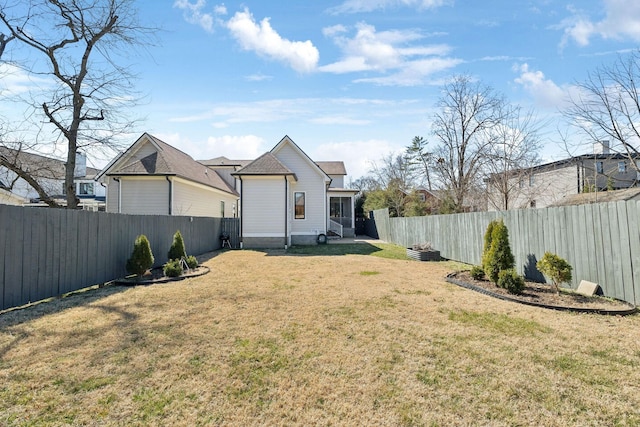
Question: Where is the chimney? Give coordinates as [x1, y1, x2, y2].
[74, 151, 87, 178]
[594, 140, 610, 155]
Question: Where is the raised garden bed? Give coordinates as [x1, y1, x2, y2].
[406, 248, 441, 261]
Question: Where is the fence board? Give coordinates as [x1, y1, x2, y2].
[375, 200, 640, 304]
[0, 205, 239, 311]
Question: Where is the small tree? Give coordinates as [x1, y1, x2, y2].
[481, 220, 497, 271]
[168, 230, 187, 261]
[536, 252, 573, 294]
[484, 220, 515, 283]
[126, 235, 154, 277]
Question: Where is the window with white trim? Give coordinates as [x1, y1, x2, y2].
[79, 182, 94, 195]
[294, 192, 305, 219]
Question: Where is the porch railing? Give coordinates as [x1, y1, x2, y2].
[328, 219, 343, 238]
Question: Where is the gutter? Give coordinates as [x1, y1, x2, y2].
[284, 175, 288, 250]
[238, 176, 243, 249]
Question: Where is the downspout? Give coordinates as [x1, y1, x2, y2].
[166, 176, 173, 215]
[113, 177, 121, 213]
[284, 176, 288, 250]
[239, 176, 243, 249]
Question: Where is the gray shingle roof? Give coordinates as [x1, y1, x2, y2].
[232, 152, 296, 177]
[316, 161, 346, 176]
[199, 156, 252, 168]
[108, 134, 238, 196]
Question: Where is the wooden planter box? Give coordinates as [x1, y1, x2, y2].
[407, 248, 441, 261]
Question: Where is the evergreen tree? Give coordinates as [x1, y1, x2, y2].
[126, 235, 154, 277]
[484, 220, 515, 283]
[168, 230, 187, 261]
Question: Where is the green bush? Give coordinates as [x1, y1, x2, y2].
[163, 259, 183, 277]
[536, 252, 573, 294]
[185, 255, 198, 269]
[498, 269, 525, 294]
[126, 235, 154, 277]
[168, 230, 187, 261]
[481, 220, 496, 269]
[483, 220, 515, 284]
[470, 265, 485, 280]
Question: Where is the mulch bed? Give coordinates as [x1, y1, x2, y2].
[447, 271, 637, 315]
[112, 266, 210, 286]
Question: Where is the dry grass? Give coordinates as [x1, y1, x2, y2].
[1, 245, 640, 426]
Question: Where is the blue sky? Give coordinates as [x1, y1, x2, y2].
[5, 0, 640, 181]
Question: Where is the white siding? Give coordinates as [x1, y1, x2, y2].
[272, 143, 327, 235]
[120, 177, 170, 215]
[172, 178, 237, 217]
[242, 176, 286, 235]
[106, 176, 120, 212]
[329, 175, 344, 188]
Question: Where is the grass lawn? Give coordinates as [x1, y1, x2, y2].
[1, 245, 639, 426]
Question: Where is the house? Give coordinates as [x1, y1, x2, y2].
[0, 146, 105, 209]
[486, 149, 640, 211]
[96, 133, 239, 217]
[231, 135, 358, 248]
[98, 134, 358, 247]
[549, 187, 640, 207]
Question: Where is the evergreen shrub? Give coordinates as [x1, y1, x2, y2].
[126, 235, 154, 277]
[168, 230, 187, 261]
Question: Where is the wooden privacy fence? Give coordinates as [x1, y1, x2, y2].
[373, 200, 640, 305]
[0, 204, 240, 311]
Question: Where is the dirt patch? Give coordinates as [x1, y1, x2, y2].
[448, 270, 636, 314]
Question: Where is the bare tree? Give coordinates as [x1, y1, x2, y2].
[484, 106, 543, 210]
[564, 50, 640, 171]
[361, 153, 418, 217]
[0, 0, 154, 208]
[431, 75, 506, 212]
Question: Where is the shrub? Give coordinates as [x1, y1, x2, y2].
[168, 230, 187, 261]
[163, 259, 183, 277]
[481, 220, 497, 272]
[536, 252, 573, 294]
[126, 235, 154, 277]
[185, 255, 198, 269]
[470, 265, 485, 280]
[498, 269, 525, 294]
[484, 220, 515, 284]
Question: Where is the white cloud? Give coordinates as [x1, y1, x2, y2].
[319, 23, 460, 85]
[245, 73, 273, 82]
[560, 0, 640, 47]
[513, 63, 570, 108]
[312, 139, 401, 180]
[328, 0, 451, 14]
[226, 9, 319, 73]
[173, 0, 219, 33]
[308, 116, 371, 125]
[0, 63, 51, 96]
[156, 132, 267, 161]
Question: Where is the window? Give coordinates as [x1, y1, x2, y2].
[419, 193, 426, 202]
[528, 174, 535, 186]
[294, 192, 305, 219]
[618, 161, 627, 173]
[220, 201, 225, 218]
[596, 161, 604, 174]
[79, 182, 94, 195]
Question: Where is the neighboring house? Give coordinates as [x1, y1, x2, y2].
[549, 187, 640, 207]
[487, 151, 640, 211]
[97, 133, 238, 217]
[231, 136, 358, 248]
[0, 146, 105, 209]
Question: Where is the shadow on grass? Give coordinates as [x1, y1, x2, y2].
[285, 243, 384, 257]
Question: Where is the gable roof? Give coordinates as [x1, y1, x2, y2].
[316, 161, 346, 176]
[0, 146, 98, 180]
[100, 133, 238, 196]
[271, 135, 331, 183]
[231, 152, 297, 179]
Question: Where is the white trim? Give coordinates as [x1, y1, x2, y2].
[243, 232, 286, 237]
